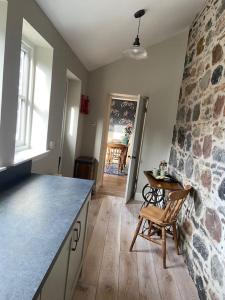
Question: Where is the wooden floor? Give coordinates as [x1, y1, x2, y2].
[73, 195, 199, 300]
[98, 174, 127, 197]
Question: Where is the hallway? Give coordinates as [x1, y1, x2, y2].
[73, 195, 199, 300]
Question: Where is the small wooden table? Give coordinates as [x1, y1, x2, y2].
[141, 171, 183, 209]
[141, 171, 183, 236]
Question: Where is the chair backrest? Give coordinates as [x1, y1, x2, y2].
[160, 185, 192, 223]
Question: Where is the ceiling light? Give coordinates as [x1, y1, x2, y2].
[123, 9, 148, 60]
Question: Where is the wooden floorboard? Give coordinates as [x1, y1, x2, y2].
[73, 194, 199, 300]
[95, 198, 121, 300]
[99, 174, 127, 197]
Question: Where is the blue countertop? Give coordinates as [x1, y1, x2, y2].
[0, 174, 94, 300]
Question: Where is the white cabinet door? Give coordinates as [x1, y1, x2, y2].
[41, 234, 71, 300]
[65, 200, 89, 300]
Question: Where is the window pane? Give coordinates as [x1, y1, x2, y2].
[16, 45, 31, 148]
[19, 50, 25, 96]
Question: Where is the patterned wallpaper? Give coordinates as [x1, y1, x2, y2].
[169, 1, 225, 299]
[108, 99, 137, 142]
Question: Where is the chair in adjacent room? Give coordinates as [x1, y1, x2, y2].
[129, 185, 192, 268]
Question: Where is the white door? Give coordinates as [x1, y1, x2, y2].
[125, 96, 149, 203]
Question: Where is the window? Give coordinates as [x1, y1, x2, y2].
[16, 41, 33, 150]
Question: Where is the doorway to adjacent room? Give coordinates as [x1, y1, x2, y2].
[99, 93, 149, 201]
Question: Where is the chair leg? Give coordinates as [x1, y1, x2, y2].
[148, 221, 152, 237]
[129, 217, 143, 252]
[173, 223, 179, 255]
[162, 227, 166, 269]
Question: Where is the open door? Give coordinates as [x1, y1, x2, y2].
[125, 96, 149, 203]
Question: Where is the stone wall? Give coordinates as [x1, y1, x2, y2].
[169, 1, 225, 299]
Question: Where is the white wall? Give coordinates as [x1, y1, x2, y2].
[0, 0, 7, 121]
[60, 79, 81, 177]
[0, 0, 88, 174]
[85, 30, 189, 192]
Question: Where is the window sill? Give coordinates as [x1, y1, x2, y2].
[13, 149, 50, 166]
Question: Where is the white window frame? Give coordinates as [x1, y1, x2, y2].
[16, 40, 34, 152]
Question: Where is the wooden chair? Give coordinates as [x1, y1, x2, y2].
[130, 185, 192, 268]
[106, 143, 128, 172]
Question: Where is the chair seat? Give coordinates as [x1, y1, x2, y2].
[140, 206, 165, 224]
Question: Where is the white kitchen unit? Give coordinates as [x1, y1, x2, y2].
[40, 196, 90, 300]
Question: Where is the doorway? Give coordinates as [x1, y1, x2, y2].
[99, 93, 149, 201]
[58, 70, 81, 177]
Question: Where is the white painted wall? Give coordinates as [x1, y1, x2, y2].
[0, 1, 7, 121]
[60, 79, 81, 177]
[85, 30, 189, 193]
[0, 0, 88, 173]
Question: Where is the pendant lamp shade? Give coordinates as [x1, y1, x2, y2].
[123, 9, 148, 60]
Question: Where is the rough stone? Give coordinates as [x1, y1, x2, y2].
[194, 191, 203, 217]
[201, 170, 212, 191]
[169, 147, 177, 168]
[185, 255, 195, 280]
[193, 234, 209, 260]
[185, 50, 195, 66]
[213, 125, 224, 139]
[206, 30, 213, 47]
[218, 178, 225, 200]
[211, 65, 223, 85]
[211, 255, 224, 287]
[196, 276, 207, 300]
[178, 158, 184, 172]
[183, 219, 193, 236]
[185, 156, 194, 178]
[218, 206, 225, 217]
[203, 135, 212, 158]
[213, 95, 225, 118]
[185, 83, 197, 96]
[193, 140, 202, 157]
[205, 18, 212, 31]
[205, 208, 222, 243]
[178, 127, 186, 149]
[186, 108, 192, 122]
[212, 146, 225, 163]
[192, 216, 200, 229]
[177, 106, 185, 122]
[197, 37, 205, 55]
[203, 94, 213, 106]
[217, 0, 225, 19]
[212, 44, 223, 65]
[186, 132, 192, 151]
[172, 126, 177, 145]
[200, 69, 211, 91]
[192, 103, 201, 121]
[194, 163, 201, 184]
[183, 67, 191, 80]
[209, 290, 221, 300]
[192, 126, 201, 137]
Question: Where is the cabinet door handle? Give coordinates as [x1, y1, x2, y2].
[73, 228, 79, 242]
[71, 240, 77, 251]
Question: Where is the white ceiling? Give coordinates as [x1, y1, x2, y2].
[35, 0, 206, 71]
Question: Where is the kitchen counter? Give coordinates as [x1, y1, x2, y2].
[0, 173, 94, 300]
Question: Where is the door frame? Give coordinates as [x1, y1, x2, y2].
[98, 92, 140, 191]
[58, 69, 82, 176]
